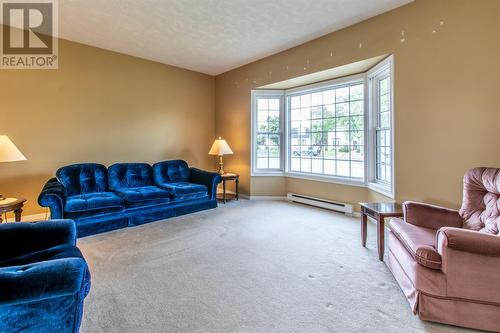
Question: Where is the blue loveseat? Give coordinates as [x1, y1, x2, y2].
[0, 220, 91, 333]
[39, 160, 221, 237]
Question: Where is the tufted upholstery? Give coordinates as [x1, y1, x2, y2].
[65, 192, 125, 218]
[459, 167, 500, 234]
[108, 163, 154, 189]
[153, 160, 191, 183]
[57, 163, 108, 196]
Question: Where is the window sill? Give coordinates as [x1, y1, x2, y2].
[251, 171, 285, 177]
[368, 182, 394, 199]
[285, 172, 366, 187]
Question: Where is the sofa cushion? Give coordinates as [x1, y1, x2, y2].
[65, 192, 125, 218]
[56, 163, 108, 196]
[390, 218, 442, 270]
[113, 186, 170, 208]
[108, 163, 154, 189]
[460, 167, 500, 235]
[153, 160, 190, 184]
[158, 182, 207, 197]
[0, 244, 84, 268]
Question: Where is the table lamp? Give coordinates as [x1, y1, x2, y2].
[0, 135, 27, 200]
[208, 137, 233, 175]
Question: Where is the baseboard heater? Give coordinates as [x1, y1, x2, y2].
[287, 193, 353, 216]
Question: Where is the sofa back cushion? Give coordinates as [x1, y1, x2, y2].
[56, 163, 108, 196]
[108, 163, 154, 189]
[153, 160, 190, 184]
[459, 167, 500, 235]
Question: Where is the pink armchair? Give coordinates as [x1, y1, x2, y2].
[387, 167, 500, 332]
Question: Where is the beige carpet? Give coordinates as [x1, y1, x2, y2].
[78, 200, 474, 333]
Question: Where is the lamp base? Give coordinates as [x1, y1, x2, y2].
[218, 156, 225, 175]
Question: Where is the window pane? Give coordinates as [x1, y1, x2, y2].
[269, 146, 280, 157]
[324, 159, 335, 175]
[323, 90, 335, 104]
[258, 99, 268, 110]
[257, 145, 268, 157]
[301, 158, 311, 172]
[351, 161, 364, 178]
[350, 84, 364, 101]
[336, 87, 349, 102]
[257, 158, 268, 169]
[269, 134, 280, 146]
[269, 158, 280, 169]
[337, 160, 349, 177]
[350, 101, 363, 115]
[258, 122, 268, 132]
[284, 81, 365, 181]
[269, 99, 280, 110]
[257, 110, 268, 122]
[300, 94, 311, 108]
[311, 158, 322, 174]
[311, 92, 322, 106]
[336, 102, 349, 117]
[380, 94, 390, 112]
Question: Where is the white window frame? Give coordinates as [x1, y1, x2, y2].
[367, 55, 395, 198]
[250, 90, 285, 176]
[284, 73, 367, 187]
[250, 56, 395, 197]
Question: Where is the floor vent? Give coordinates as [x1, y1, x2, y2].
[287, 193, 353, 216]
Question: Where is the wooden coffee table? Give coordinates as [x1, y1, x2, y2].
[360, 202, 403, 261]
[0, 198, 26, 223]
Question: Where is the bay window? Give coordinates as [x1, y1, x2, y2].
[251, 56, 394, 197]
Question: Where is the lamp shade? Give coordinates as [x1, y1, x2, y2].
[208, 137, 233, 156]
[0, 135, 26, 162]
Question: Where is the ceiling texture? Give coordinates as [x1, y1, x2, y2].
[59, 0, 413, 75]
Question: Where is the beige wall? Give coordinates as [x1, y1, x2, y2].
[215, 0, 500, 210]
[0, 36, 215, 216]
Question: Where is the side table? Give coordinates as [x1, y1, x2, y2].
[218, 173, 239, 203]
[0, 198, 26, 223]
[360, 202, 403, 261]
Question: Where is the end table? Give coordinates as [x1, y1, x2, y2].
[360, 202, 403, 261]
[218, 173, 239, 203]
[0, 198, 26, 223]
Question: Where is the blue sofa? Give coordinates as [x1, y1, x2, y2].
[39, 160, 221, 237]
[0, 220, 91, 333]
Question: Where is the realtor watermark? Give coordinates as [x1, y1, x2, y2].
[1, 0, 58, 69]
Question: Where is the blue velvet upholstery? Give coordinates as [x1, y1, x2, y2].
[39, 161, 221, 237]
[153, 160, 191, 183]
[57, 163, 109, 196]
[65, 192, 125, 218]
[159, 182, 208, 201]
[0, 220, 91, 333]
[108, 163, 155, 189]
[113, 186, 170, 208]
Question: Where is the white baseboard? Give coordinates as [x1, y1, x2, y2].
[4, 212, 48, 222]
[248, 195, 286, 201]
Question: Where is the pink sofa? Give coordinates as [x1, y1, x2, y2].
[387, 167, 500, 332]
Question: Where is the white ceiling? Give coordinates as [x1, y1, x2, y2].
[59, 0, 412, 75]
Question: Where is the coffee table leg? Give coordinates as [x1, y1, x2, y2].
[14, 208, 22, 222]
[361, 211, 367, 247]
[377, 215, 385, 261]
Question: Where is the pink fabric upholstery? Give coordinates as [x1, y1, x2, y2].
[387, 167, 500, 332]
[403, 201, 462, 230]
[390, 218, 441, 269]
[460, 167, 500, 234]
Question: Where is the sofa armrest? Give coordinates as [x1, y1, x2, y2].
[0, 220, 77, 261]
[189, 168, 222, 200]
[38, 177, 66, 219]
[0, 258, 87, 305]
[437, 227, 500, 257]
[436, 227, 500, 303]
[403, 201, 462, 230]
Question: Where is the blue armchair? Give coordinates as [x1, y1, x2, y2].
[0, 220, 91, 333]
